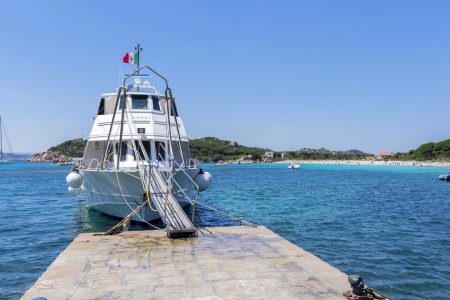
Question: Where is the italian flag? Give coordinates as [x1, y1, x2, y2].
[122, 51, 139, 64]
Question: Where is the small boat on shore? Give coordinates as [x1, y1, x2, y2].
[288, 162, 300, 169]
[215, 161, 228, 166]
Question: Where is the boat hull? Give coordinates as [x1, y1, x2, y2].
[80, 168, 199, 222]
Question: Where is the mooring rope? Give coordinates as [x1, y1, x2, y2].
[123, 108, 159, 212]
[193, 200, 257, 228]
[113, 169, 162, 230]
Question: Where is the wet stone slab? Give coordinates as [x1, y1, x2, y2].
[22, 226, 349, 300]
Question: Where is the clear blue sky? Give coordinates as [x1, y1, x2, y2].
[1, 1, 449, 153]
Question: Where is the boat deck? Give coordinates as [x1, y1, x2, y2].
[22, 226, 349, 299]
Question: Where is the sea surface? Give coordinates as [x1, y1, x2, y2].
[1, 162, 450, 299]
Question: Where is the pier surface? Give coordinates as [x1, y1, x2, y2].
[23, 226, 348, 299]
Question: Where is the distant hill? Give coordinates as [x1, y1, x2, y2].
[396, 139, 450, 161]
[189, 137, 372, 162]
[30, 138, 86, 163]
[0, 152, 31, 161]
[28, 136, 384, 163]
[283, 147, 372, 161]
[48, 138, 86, 158]
[189, 137, 267, 162]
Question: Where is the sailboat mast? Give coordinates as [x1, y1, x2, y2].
[0, 116, 3, 161]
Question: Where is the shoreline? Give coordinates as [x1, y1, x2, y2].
[273, 160, 450, 167]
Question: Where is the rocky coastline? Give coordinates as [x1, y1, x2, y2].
[29, 151, 72, 163]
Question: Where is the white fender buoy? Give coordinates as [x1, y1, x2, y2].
[194, 170, 212, 192]
[66, 171, 83, 188]
[68, 186, 82, 196]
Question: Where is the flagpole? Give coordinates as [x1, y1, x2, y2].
[135, 44, 142, 74]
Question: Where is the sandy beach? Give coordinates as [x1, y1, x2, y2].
[273, 160, 450, 168]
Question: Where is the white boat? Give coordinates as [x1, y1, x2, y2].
[438, 172, 450, 182]
[0, 116, 14, 163]
[288, 162, 300, 169]
[215, 161, 228, 166]
[56, 162, 74, 166]
[66, 49, 212, 228]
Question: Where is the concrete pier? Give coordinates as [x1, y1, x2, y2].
[22, 226, 349, 299]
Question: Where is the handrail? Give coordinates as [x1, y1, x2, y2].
[116, 91, 128, 170]
[156, 148, 199, 223]
[82, 63, 257, 234]
[158, 150, 199, 189]
[165, 87, 186, 166]
[121, 107, 161, 213]
[101, 87, 126, 169]
[123, 65, 169, 89]
[123, 65, 186, 167]
[150, 167, 188, 230]
[155, 170, 185, 228]
[155, 161, 196, 206]
[122, 65, 190, 192]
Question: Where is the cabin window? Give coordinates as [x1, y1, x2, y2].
[151, 96, 161, 111]
[131, 95, 148, 110]
[133, 140, 151, 160]
[155, 141, 166, 161]
[118, 96, 126, 110]
[170, 101, 179, 117]
[97, 98, 105, 115]
[104, 96, 117, 114]
[115, 142, 128, 161]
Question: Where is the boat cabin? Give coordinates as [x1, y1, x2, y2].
[82, 88, 191, 169]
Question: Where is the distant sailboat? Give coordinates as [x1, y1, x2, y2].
[0, 116, 14, 162]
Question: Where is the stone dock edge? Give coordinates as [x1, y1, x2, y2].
[22, 226, 349, 300]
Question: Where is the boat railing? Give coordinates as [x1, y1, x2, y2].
[157, 143, 200, 193]
[188, 158, 197, 168]
[123, 65, 169, 90]
[155, 145, 200, 223]
[100, 87, 127, 170]
[117, 103, 199, 223]
[124, 65, 188, 166]
[95, 65, 200, 224]
[151, 162, 195, 205]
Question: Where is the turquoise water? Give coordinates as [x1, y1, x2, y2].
[1, 162, 450, 299]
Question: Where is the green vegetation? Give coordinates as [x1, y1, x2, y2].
[282, 148, 371, 161]
[189, 137, 371, 162]
[49, 138, 86, 158]
[395, 139, 450, 161]
[42, 136, 450, 162]
[189, 137, 266, 162]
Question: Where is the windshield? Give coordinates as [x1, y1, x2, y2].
[131, 95, 148, 110]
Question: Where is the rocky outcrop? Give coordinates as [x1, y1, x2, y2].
[29, 151, 72, 163]
[228, 140, 239, 147]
